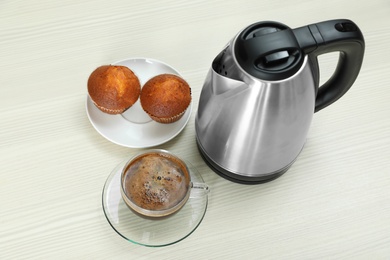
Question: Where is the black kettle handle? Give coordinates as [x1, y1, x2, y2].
[293, 19, 365, 112]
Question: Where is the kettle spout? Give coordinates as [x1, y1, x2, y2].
[212, 45, 245, 82]
[209, 46, 248, 95]
[210, 68, 247, 95]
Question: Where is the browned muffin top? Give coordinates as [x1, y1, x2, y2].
[88, 65, 141, 114]
[140, 74, 191, 118]
[122, 153, 190, 211]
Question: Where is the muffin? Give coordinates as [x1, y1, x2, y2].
[140, 74, 191, 123]
[121, 152, 191, 217]
[87, 65, 141, 114]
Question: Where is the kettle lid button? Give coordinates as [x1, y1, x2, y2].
[263, 51, 290, 66]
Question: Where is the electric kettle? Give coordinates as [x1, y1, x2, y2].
[195, 19, 365, 184]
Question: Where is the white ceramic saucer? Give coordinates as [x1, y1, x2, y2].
[86, 58, 192, 148]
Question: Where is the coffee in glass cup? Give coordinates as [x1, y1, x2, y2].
[121, 150, 208, 217]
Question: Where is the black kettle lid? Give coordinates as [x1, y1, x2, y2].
[234, 21, 304, 81]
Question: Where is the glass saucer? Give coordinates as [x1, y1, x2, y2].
[102, 157, 209, 247]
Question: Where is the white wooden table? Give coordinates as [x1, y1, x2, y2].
[1, 0, 389, 258]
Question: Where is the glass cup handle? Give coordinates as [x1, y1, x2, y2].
[190, 182, 210, 198]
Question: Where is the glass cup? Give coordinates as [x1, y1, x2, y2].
[120, 149, 209, 218]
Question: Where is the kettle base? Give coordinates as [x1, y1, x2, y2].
[196, 139, 289, 184]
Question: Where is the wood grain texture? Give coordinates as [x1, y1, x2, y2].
[1, 0, 390, 259]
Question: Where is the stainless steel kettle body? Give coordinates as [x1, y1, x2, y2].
[195, 19, 365, 183]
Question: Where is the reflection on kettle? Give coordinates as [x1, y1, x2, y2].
[195, 19, 365, 184]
